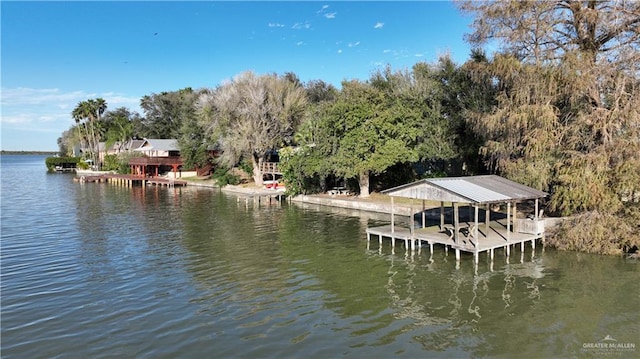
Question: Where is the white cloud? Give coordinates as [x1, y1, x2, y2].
[2, 113, 34, 124]
[296, 41, 305, 46]
[268, 22, 285, 28]
[0, 87, 140, 127]
[383, 49, 392, 53]
[337, 49, 343, 54]
[317, 5, 329, 13]
[348, 41, 361, 48]
[374, 22, 384, 29]
[414, 53, 425, 58]
[324, 12, 336, 19]
[1, 87, 86, 106]
[292, 22, 311, 30]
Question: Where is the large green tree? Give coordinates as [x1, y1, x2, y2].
[198, 71, 308, 186]
[328, 70, 448, 197]
[139, 88, 198, 139]
[179, 88, 211, 171]
[103, 107, 138, 148]
[433, 52, 495, 175]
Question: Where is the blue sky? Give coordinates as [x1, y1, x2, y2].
[1, 1, 473, 152]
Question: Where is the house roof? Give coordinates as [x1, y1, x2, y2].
[382, 175, 548, 204]
[128, 139, 146, 150]
[136, 139, 179, 152]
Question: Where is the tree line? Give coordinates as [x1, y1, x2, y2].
[58, 1, 638, 254]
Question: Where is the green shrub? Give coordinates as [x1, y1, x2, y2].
[102, 154, 120, 171]
[76, 161, 90, 170]
[45, 156, 80, 171]
[547, 205, 640, 255]
[238, 159, 253, 176]
[212, 167, 240, 186]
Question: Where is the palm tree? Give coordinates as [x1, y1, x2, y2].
[71, 98, 108, 167]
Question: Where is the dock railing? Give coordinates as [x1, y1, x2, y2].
[260, 162, 281, 174]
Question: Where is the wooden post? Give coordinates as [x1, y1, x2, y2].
[486, 204, 490, 237]
[507, 202, 511, 242]
[474, 204, 479, 240]
[410, 200, 415, 251]
[535, 199, 539, 220]
[453, 202, 459, 246]
[422, 200, 426, 228]
[440, 201, 445, 229]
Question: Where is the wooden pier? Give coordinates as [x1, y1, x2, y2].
[366, 218, 543, 262]
[234, 192, 287, 208]
[75, 174, 187, 187]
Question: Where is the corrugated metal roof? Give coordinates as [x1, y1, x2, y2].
[383, 175, 547, 204]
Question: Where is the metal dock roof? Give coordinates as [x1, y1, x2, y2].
[382, 175, 548, 204]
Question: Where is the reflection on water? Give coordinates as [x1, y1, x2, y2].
[1, 155, 638, 358]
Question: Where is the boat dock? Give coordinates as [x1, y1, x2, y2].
[366, 217, 543, 261]
[75, 174, 188, 187]
[368, 175, 548, 262]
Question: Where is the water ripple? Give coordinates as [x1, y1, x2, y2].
[2, 156, 638, 358]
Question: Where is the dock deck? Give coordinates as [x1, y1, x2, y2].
[76, 174, 187, 187]
[366, 219, 543, 261]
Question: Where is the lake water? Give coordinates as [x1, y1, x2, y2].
[1, 154, 638, 358]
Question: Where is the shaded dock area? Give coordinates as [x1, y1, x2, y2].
[367, 175, 548, 262]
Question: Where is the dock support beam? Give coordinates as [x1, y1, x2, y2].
[506, 202, 511, 242]
[486, 204, 490, 236]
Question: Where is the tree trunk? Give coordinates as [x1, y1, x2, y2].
[252, 155, 264, 187]
[359, 170, 370, 198]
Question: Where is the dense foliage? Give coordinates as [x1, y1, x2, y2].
[458, 0, 640, 254]
[45, 156, 80, 171]
[56, 0, 639, 254]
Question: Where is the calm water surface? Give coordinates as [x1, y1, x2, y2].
[1, 154, 638, 358]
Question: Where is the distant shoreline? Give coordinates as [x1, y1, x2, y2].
[1, 150, 57, 155]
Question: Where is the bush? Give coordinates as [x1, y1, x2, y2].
[212, 167, 240, 186]
[45, 156, 80, 171]
[102, 154, 120, 171]
[238, 159, 253, 176]
[547, 205, 640, 255]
